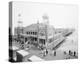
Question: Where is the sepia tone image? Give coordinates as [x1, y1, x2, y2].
[9, 1, 78, 62]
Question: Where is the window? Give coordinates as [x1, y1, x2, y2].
[29, 32, 30, 34]
[35, 32, 37, 35]
[26, 32, 28, 34]
[33, 32, 34, 35]
[40, 33, 44, 36]
[31, 32, 32, 34]
[26, 32, 31, 34]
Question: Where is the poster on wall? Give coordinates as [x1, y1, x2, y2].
[9, 1, 78, 62]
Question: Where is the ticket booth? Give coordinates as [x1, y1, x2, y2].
[28, 55, 44, 62]
[9, 46, 19, 62]
[16, 50, 29, 62]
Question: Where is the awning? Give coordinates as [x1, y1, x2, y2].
[29, 55, 44, 61]
[9, 46, 19, 50]
[17, 50, 29, 57]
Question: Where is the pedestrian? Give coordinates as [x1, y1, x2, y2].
[54, 51, 56, 56]
[46, 49, 48, 55]
[69, 50, 71, 55]
[74, 51, 76, 56]
[42, 49, 46, 57]
[69, 50, 73, 55]
[43, 51, 46, 57]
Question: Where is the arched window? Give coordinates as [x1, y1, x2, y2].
[31, 32, 32, 34]
[35, 32, 37, 35]
[29, 32, 30, 34]
[33, 32, 34, 35]
[26, 32, 28, 34]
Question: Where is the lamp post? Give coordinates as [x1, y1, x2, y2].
[17, 14, 25, 49]
[37, 20, 39, 48]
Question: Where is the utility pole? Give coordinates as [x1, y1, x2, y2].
[37, 20, 39, 48]
[17, 14, 25, 49]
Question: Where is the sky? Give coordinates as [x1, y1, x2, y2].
[12, 1, 78, 34]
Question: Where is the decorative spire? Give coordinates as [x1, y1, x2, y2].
[42, 14, 49, 25]
[42, 14, 49, 20]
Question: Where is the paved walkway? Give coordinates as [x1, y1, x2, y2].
[11, 31, 78, 62]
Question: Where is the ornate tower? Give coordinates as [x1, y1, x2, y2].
[42, 14, 49, 25]
[42, 14, 49, 47]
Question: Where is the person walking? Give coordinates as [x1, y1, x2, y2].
[69, 50, 71, 55]
[54, 51, 56, 56]
[74, 51, 76, 56]
[46, 49, 48, 55]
